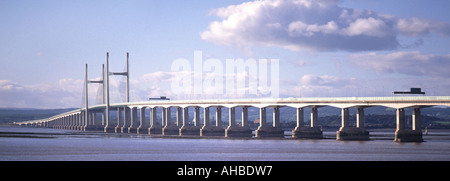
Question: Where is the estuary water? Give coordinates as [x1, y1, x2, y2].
[0, 126, 449, 161]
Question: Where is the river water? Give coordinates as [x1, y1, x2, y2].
[0, 126, 449, 161]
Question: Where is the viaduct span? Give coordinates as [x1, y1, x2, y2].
[16, 96, 450, 142]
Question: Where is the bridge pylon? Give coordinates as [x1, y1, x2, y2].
[84, 63, 105, 131]
[103, 52, 130, 133]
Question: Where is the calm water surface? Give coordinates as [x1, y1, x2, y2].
[1, 126, 449, 161]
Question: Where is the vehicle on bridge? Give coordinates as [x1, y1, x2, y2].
[149, 96, 170, 100]
[393, 88, 425, 95]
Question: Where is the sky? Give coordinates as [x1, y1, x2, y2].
[1, 0, 450, 109]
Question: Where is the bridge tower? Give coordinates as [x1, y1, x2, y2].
[84, 64, 105, 131]
[104, 52, 130, 133]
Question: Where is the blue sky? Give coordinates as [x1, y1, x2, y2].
[1, 0, 450, 108]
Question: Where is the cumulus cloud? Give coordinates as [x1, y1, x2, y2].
[201, 0, 450, 52]
[135, 72, 179, 99]
[299, 74, 356, 87]
[0, 77, 138, 108]
[350, 51, 450, 77]
[141, 71, 178, 84]
[397, 18, 450, 37]
[0, 80, 23, 91]
[0, 79, 83, 108]
[343, 17, 392, 37]
[281, 74, 358, 97]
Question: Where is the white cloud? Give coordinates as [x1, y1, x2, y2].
[281, 74, 358, 97]
[299, 74, 356, 87]
[141, 71, 178, 84]
[0, 79, 83, 108]
[343, 17, 391, 37]
[135, 72, 179, 100]
[58, 78, 84, 94]
[350, 51, 450, 77]
[0, 80, 22, 91]
[397, 18, 450, 37]
[201, 0, 450, 52]
[0, 78, 129, 108]
[288, 21, 339, 37]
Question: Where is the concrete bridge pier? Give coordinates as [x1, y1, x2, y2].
[53, 120, 59, 129]
[65, 115, 71, 130]
[163, 107, 181, 135]
[84, 112, 93, 131]
[85, 111, 103, 131]
[255, 107, 284, 138]
[74, 113, 80, 130]
[49, 119, 55, 129]
[179, 107, 201, 136]
[115, 108, 123, 133]
[104, 109, 117, 133]
[74, 113, 79, 130]
[148, 107, 162, 135]
[292, 107, 323, 139]
[78, 112, 85, 131]
[61, 117, 65, 129]
[137, 107, 149, 134]
[55, 119, 62, 129]
[103, 110, 114, 133]
[79, 112, 86, 131]
[394, 108, 423, 142]
[127, 107, 138, 133]
[71, 114, 77, 130]
[336, 107, 370, 141]
[57, 117, 63, 129]
[69, 114, 75, 130]
[225, 106, 252, 138]
[58, 117, 63, 129]
[57, 117, 62, 129]
[53, 118, 58, 129]
[94, 112, 105, 131]
[75, 114, 81, 130]
[120, 107, 131, 133]
[119, 107, 131, 133]
[55, 117, 60, 129]
[68, 114, 74, 130]
[88, 112, 95, 130]
[51, 119, 56, 129]
[68, 115, 73, 130]
[200, 106, 225, 136]
[66, 114, 71, 130]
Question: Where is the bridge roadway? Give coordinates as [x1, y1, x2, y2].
[15, 96, 450, 142]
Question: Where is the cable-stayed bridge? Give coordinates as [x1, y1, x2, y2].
[15, 53, 450, 142]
